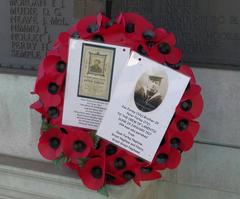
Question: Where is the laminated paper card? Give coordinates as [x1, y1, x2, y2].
[97, 52, 190, 162]
[62, 39, 130, 130]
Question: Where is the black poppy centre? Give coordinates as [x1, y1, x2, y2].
[140, 167, 152, 173]
[91, 166, 103, 179]
[123, 171, 135, 181]
[170, 138, 181, 148]
[158, 42, 171, 54]
[48, 107, 59, 119]
[73, 140, 86, 152]
[156, 153, 168, 164]
[142, 30, 156, 40]
[181, 99, 192, 111]
[56, 61, 66, 73]
[48, 82, 59, 94]
[106, 144, 117, 155]
[49, 137, 60, 149]
[114, 158, 126, 170]
[177, 119, 189, 131]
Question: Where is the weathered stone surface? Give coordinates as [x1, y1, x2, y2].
[193, 68, 240, 147]
[177, 143, 240, 194]
[0, 0, 104, 74]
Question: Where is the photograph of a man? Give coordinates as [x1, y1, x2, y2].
[134, 75, 163, 112]
[89, 59, 103, 74]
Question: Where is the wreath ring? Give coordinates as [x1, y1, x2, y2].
[31, 13, 203, 192]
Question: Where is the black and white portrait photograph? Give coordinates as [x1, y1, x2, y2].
[134, 71, 168, 112]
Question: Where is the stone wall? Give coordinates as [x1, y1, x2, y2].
[0, 67, 239, 198]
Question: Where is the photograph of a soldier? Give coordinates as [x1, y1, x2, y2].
[134, 74, 165, 112]
[89, 58, 103, 74]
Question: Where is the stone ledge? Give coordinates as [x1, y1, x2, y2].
[0, 154, 152, 199]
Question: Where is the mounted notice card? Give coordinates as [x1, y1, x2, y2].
[97, 52, 190, 162]
[62, 39, 130, 130]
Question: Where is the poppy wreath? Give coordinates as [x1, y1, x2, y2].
[31, 13, 204, 193]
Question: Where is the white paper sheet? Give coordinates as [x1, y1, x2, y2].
[62, 39, 131, 130]
[97, 52, 190, 162]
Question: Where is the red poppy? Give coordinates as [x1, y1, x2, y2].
[132, 41, 152, 57]
[40, 55, 66, 85]
[122, 168, 141, 186]
[93, 14, 136, 48]
[106, 149, 139, 175]
[34, 74, 64, 126]
[46, 48, 61, 57]
[63, 127, 93, 162]
[150, 32, 182, 64]
[163, 116, 200, 152]
[78, 157, 105, 190]
[99, 19, 126, 45]
[176, 93, 204, 119]
[66, 24, 79, 37]
[35, 76, 62, 108]
[178, 64, 196, 83]
[186, 83, 202, 97]
[105, 172, 126, 185]
[76, 14, 103, 39]
[168, 129, 194, 151]
[154, 28, 168, 42]
[168, 115, 200, 140]
[30, 100, 44, 115]
[177, 82, 203, 120]
[38, 128, 65, 160]
[54, 32, 70, 47]
[34, 61, 45, 84]
[152, 144, 181, 170]
[121, 13, 154, 42]
[57, 44, 69, 63]
[53, 32, 71, 62]
[90, 139, 110, 157]
[44, 104, 63, 126]
[65, 161, 80, 171]
[99, 13, 110, 27]
[137, 166, 161, 181]
[106, 149, 142, 186]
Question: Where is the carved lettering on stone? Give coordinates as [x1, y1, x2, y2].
[112, 0, 240, 68]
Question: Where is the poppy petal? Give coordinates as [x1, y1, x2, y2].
[149, 45, 165, 64]
[167, 148, 181, 169]
[76, 16, 98, 39]
[79, 157, 105, 190]
[177, 94, 204, 119]
[38, 128, 64, 160]
[155, 28, 168, 41]
[165, 47, 182, 64]
[139, 167, 161, 181]
[58, 32, 70, 46]
[63, 128, 93, 160]
[30, 100, 44, 114]
[162, 32, 176, 46]
[178, 65, 196, 83]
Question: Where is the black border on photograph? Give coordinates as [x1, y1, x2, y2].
[77, 43, 116, 102]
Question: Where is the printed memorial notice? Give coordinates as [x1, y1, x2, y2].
[78, 43, 115, 101]
[62, 39, 130, 130]
[97, 52, 190, 162]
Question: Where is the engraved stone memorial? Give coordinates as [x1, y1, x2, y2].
[0, 0, 103, 74]
[0, 0, 239, 74]
[112, 0, 240, 69]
